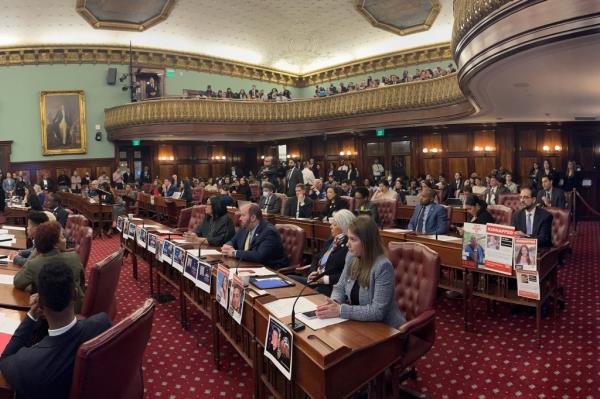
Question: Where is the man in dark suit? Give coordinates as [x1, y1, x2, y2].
[537, 176, 566, 208]
[257, 156, 278, 188]
[484, 175, 510, 205]
[48, 193, 69, 228]
[285, 159, 304, 197]
[339, 181, 355, 197]
[40, 173, 54, 192]
[161, 178, 176, 197]
[258, 182, 282, 215]
[0, 261, 111, 399]
[448, 172, 464, 198]
[221, 203, 288, 268]
[408, 188, 449, 234]
[353, 187, 379, 225]
[513, 186, 553, 247]
[284, 183, 313, 218]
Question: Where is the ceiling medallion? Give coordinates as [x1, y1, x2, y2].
[76, 0, 176, 32]
[356, 0, 441, 36]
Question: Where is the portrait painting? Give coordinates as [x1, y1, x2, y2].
[40, 90, 87, 155]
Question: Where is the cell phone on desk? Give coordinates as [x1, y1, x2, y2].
[302, 310, 317, 319]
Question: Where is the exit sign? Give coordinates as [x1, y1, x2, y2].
[132, 139, 141, 146]
[165, 69, 174, 77]
[376, 128, 385, 137]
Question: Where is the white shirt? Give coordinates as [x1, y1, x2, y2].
[48, 317, 78, 336]
[371, 189, 398, 201]
[302, 168, 315, 186]
[372, 163, 384, 176]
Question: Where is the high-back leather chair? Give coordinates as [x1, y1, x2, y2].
[387, 241, 440, 398]
[341, 196, 354, 212]
[192, 187, 204, 205]
[249, 183, 260, 201]
[65, 214, 90, 243]
[372, 199, 397, 228]
[68, 299, 155, 399]
[498, 193, 522, 212]
[275, 224, 305, 269]
[74, 226, 93, 270]
[177, 207, 193, 230]
[440, 204, 453, 231]
[545, 207, 571, 248]
[487, 204, 513, 226]
[276, 193, 288, 216]
[80, 249, 124, 320]
[186, 205, 207, 232]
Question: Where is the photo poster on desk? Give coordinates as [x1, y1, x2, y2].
[228, 274, 245, 325]
[116, 216, 124, 232]
[196, 260, 212, 293]
[122, 220, 129, 239]
[162, 240, 174, 265]
[128, 221, 136, 240]
[183, 253, 200, 283]
[516, 271, 540, 300]
[462, 222, 487, 268]
[513, 238, 538, 272]
[264, 315, 293, 381]
[156, 240, 163, 262]
[137, 227, 148, 248]
[483, 223, 515, 275]
[147, 233, 157, 254]
[172, 245, 186, 272]
[215, 265, 230, 309]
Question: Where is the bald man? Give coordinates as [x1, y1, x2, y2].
[221, 204, 288, 269]
[408, 188, 449, 235]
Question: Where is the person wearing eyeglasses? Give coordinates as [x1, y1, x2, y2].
[512, 186, 553, 247]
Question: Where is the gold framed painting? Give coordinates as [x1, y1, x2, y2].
[40, 90, 87, 155]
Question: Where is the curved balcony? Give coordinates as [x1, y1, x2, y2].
[105, 74, 474, 142]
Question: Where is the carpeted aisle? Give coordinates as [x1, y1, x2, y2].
[89, 222, 600, 399]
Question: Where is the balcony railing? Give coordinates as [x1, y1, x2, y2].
[451, 0, 514, 52]
[105, 73, 465, 129]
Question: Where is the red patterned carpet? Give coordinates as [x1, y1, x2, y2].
[86, 222, 600, 399]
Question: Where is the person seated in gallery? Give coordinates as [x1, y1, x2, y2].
[221, 204, 288, 269]
[184, 195, 235, 247]
[13, 221, 86, 312]
[0, 261, 111, 399]
[407, 188, 449, 235]
[160, 178, 176, 197]
[47, 194, 69, 228]
[258, 181, 281, 215]
[321, 187, 348, 220]
[290, 209, 354, 296]
[536, 175, 566, 208]
[232, 176, 252, 200]
[457, 195, 495, 235]
[370, 179, 399, 202]
[353, 187, 379, 225]
[315, 216, 405, 326]
[283, 183, 313, 218]
[13, 210, 49, 266]
[23, 185, 43, 211]
[512, 186, 553, 247]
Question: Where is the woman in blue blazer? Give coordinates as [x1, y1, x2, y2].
[316, 216, 405, 327]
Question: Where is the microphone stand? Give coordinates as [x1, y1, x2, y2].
[289, 270, 326, 332]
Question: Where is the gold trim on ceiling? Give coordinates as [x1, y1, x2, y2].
[75, 0, 176, 32]
[356, 0, 441, 36]
[0, 43, 451, 87]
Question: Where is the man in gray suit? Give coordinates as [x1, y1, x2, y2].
[484, 175, 510, 205]
[537, 176, 566, 208]
[285, 159, 304, 197]
[258, 182, 281, 215]
[408, 188, 449, 235]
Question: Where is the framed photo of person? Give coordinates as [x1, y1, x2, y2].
[216, 265, 230, 309]
[40, 90, 87, 155]
[264, 316, 293, 380]
[162, 240, 174, 265]
[147, 233, 158, 254]
[116, 216, 124, 232]
[183, 253, 200, 283]
[128, 222, 136, 240]
[228, 275, 245, 325]
[172, 246, 186, 272]
[196, 260, 212, 293]
[137, 227, 148, 248]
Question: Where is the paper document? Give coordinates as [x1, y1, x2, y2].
[0, 275, 14, 285]
[2, 226, 25, 231]
[141, 225, 161, 230]
[186, 249, 223, 257]
[423, 234, 462, 242]
[156, 229, 173, 234]
[0, 235, 15, 241]
[0, 317, 20, 334]
[172, 239, 188, 244]
[383, 228, 412, 233]
[0, 230, 7, 235]
[297, 314, 347, 330]
[264, 297, 316, 319]
[236, 267, 276, 277]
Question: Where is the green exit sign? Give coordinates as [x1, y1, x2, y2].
[132, 139, 141, 146]
[165, 69, 174, 77]
[376, 128, 385, 137]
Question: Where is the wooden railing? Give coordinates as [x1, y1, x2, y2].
[451, 0, 514, 52]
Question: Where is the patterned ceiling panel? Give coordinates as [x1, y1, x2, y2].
[357, 0, 441, 35]
[0, 0, 453, 74]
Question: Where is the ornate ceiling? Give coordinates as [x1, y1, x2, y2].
[0, 0, 453, 74]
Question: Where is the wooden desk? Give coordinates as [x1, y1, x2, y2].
[3, 206, 29, 226]
[0, 268, 29, 310]
[61, 192, 113, 239]
[0, 227, 27, 251]
[0, 308, 25, 399]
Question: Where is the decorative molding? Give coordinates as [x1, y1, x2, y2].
[76, 0, 176, 32]
[105, 74, 469, 133]
[0, 43, 452, 88]
[356, 0, 441, 36]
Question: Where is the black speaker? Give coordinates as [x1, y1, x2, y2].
[95, 131, 102, 142]
[107, 68, 117, 85]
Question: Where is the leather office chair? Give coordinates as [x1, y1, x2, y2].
[65, 214, 90, 243]
[73, 226, 93, 271]
[68, 299, 155, 399]
[372, 199, 397, 228]
[177, 207, 193, 231]
[186, 205, 206, 232]
[341, 195, 354, 212]
[275, 224, 305, 273]
[487, 204, 513, 226]
[498, 193, 522, 212]
[387, 241, 440, 398]
[276, 193, 288, 216]
[191, 187, 205, 205]
[249, 183, 260, 201]
[545, 207, 571, 250]
[80, 249, 125, 320]
[142, 183, 152, 194]
[441, 204, 453, 231]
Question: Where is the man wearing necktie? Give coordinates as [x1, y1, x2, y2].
[536, 176, 566, 208]
[258, 182, 281, 214]
[285, 159, 304, 197]
[485, 176, 509, 205]
[512, 187, 553, 247]
[407, 188, 449, 235]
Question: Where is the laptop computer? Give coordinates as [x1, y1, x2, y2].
[405, 195, 419, 206]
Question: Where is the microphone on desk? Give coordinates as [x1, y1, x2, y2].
[234, 250, 245, 276]
[289, 270, 326, 332]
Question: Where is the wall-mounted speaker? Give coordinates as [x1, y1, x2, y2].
[107, 68, 117, 85]
[95, 131, 103, 142]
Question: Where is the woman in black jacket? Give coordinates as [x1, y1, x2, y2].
[464, 195, 495, 224]
[180, 179, 193, 206]
[234, 177, 252, 200]
[185, 195, 235, 247]
[24, 185, 43, 211]
[321, 187, 348, 220]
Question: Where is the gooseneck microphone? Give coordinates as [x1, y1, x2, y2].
[289, 270, 327, 332]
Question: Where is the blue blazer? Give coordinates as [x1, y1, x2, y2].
[407, 203, 449, 234]
[226, 219, 288, 268]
